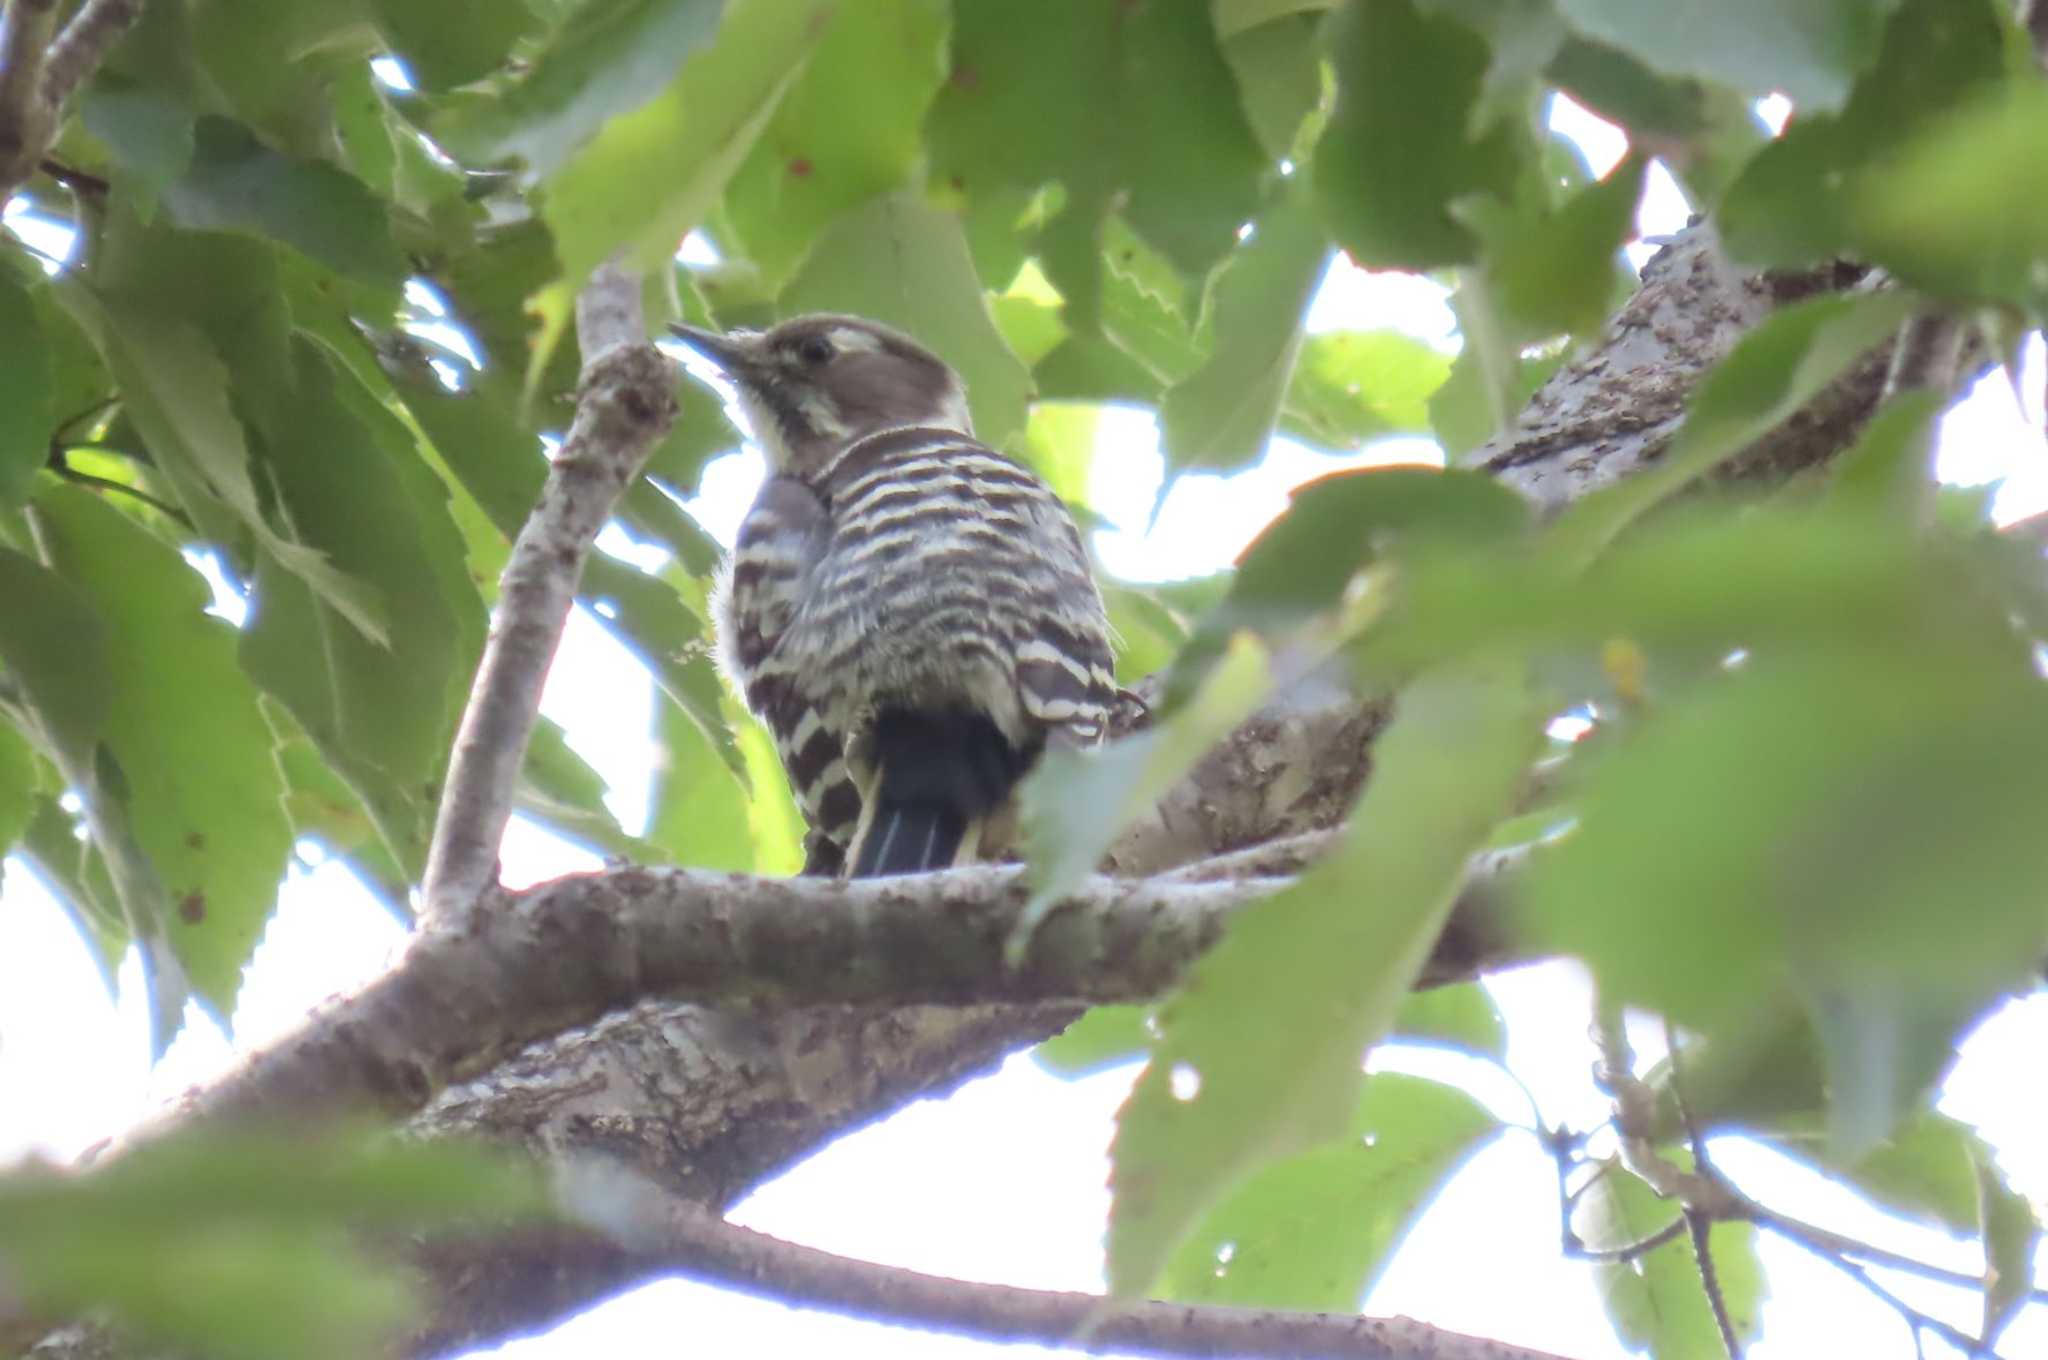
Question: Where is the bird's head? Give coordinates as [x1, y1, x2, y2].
[670, 313, 973, 478]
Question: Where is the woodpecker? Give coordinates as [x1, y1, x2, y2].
[672, 313, 1118, 878]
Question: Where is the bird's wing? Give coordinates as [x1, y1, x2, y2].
[720, 475, 862, 868]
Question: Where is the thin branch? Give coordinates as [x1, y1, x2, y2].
[35, 154, 104, 193]
[49, 463, 192, 528]
[1571, 1215, 1690, 1264]
[37, 0, 143, 109]
[1773, 1226, 2004, 1360]
[1743, 1200, 2048, 1306]
[421, 262, 678, 916]
[1686, 1209, 1744, 1360]
[574, 1182, 1584, 1360]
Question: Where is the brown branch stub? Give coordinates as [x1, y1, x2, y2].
[422, 263, 679, 917]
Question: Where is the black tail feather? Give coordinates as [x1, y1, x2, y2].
[848, 708, 1028, 877]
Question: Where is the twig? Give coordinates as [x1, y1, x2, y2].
[572, 1179, 1584, 1360]
[421, 261, 678, 916]
[48, 463, 192, 528]
[35, 155, 105, 194]
[1743, 1200, 2048, 1306]
[1663, 1025, 1743, 1357]
[1774, 1227, 2003, 1359]
[1686, 1209, 1744, 1360]
[1575, 1215, 1690, 1264]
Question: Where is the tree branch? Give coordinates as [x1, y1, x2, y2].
[556, 1182, 1584, 1360]
[112, 867, 1281, 1147]
[39, 0, 139, 108]
[422, 263, 678, 916]
[0, 0, 145, 200]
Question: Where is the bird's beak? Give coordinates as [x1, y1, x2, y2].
[668, 322, 762, 379]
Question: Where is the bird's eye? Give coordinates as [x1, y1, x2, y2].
[796, 334, 835, 365]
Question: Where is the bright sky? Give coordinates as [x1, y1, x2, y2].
[3, 97, 2046, 1359]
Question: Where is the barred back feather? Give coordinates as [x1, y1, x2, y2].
[716, 423, 1116, 876]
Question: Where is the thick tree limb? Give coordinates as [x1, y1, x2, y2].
[117, 868, 1276, 1144]
[422, 263, 678, 915]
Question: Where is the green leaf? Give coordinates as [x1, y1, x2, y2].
[1827, 389, 1945, 518]
[1107, 661, 1540, 1298]
[20, 796, 128, 989]
[1222, 13, 1326, 161]
[1161, 1074, 1499, 1310]
[434, 0, 728, 179]
[1555, 0, 1901, 111]
[544, 0, 830, 290]
[1550, 290, 1915, 563]
[780, 191, 1033, 449]
[1427, 311, 1564, 460]
[927, 0, 1266, 326]
[32, 485, 293, 1018]
[1479, 153, 1646, 341]
[1160, 183, 1330, 476]
[1016, 401, 1099, 512]
[185, 0, 378, 157]
[1977, 1149, 2041, 1348]
[1194, 466, 1529, 665]
[0, 1128, 548, 1360]
[721, 0, 950, 292]
[239, 340, 482, 882]
[0, 270, 52, 506]
[1314, 0, 1529, 271]
[1544, 38, 1767, 203]
[1718, 0, 2007, 271]
[1023, 635, 1273, 915]
[0, 547, 111, 769]
[1036, 1004, 1155, 1078]
[1853, 81, 2048, 312]
[518, 717, 662, 863]
[77, 72, 197, 209]
[60, 282, 391, 645]
[735, 705, 805, 874]
[162, 117, 407, 294]
[1391, 982, 1507, 1058]
[644, 691, 753, 870]
[0, 720, 38, 859]
[645, 385, 746, 497]
[1039, 982, 1506, 1081]
[367, 0, 538, 90]
[1527, 639, 2048, 1154]
[1578, 1159, 1765, 1359]
[1281, 329, 1452, 452]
